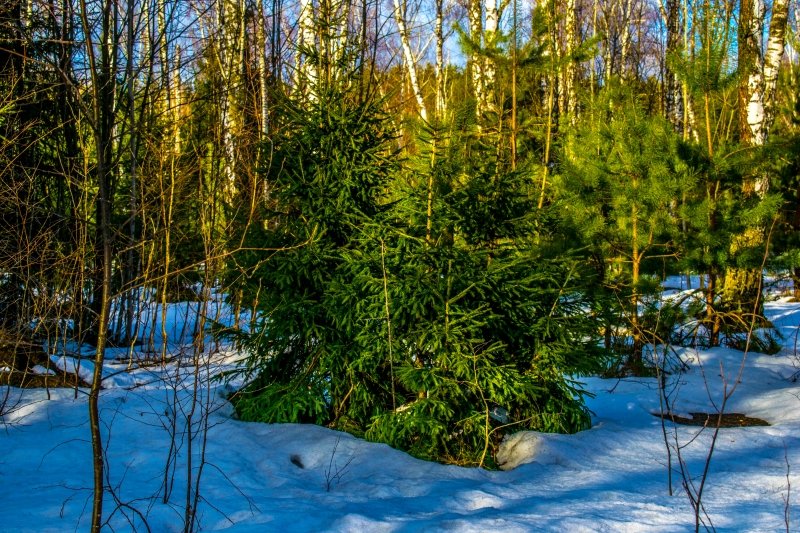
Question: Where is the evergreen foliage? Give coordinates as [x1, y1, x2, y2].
[231, 88, 604, 467]
[230, 80, 399, 423]
[556, 88, 689, 367]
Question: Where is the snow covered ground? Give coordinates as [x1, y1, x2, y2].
[2, 290, 800, 531]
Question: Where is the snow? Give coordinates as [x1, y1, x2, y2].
[31, 364, 56, 376]
[2, 291, 800, 531]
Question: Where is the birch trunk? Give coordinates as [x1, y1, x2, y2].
[590, 0, 597, 113]
[724, 0, 790, 316]
[746, 0, 790, 155]
[482, 0, 498, 117]
[469, 0, 484, 116]
[217, 0, 246, 199]
[737, 0, 791, 185]
[738, 0, 764, 147]
[435, 0, 445, 118]
[619, 0, 634, 77]
[563, 0, 578, 121]
[256, 0, 269, 201]
[331, 0, 351, 73]
[664, 0, 682, 130]
[296, 0, 318, 98]
[172, 44, 182, 153]
[393, 0, 427, 120]
[683, 0, 699, 142]
[158, 0, 171, 132]
[255, 3, 268, 137]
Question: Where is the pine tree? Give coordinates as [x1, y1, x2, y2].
[557, 87, 689, 369]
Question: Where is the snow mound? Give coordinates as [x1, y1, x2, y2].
[31, 364, 55, 376]
[50, 355, 138, 389]
[497, 431, 570, 470]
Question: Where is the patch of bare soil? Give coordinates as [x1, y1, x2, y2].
[655, 411, 770, 427]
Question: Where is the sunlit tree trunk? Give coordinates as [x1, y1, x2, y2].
[482, 0, 498, 117]
[255, 0, 271, 206]
[435, 0, 446, 118]
[601, 8, 613, 79]
[469, 0, 484, 116]
[329, 0, 351, 72]
[590, 0, 598, 111]
[393, 0, 427, 120]
[296, 0, 318, 97]
[747, 0, 790, 152]
[738, 0, 763, 148]
[256, 1, 269, 139]
[725, 0, 790, 315]
[682, 0, 699, 142]
[562, 0, 578, 122]
[217, 0, 247, 199]
[619, 0, 634, 77]
[75, 0, 118, 527]
[664, 0, 682, 130]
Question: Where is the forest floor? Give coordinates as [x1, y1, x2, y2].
[1, 279, 800, 531]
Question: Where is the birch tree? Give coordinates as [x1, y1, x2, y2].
[482, 0, 499, 116]
[393, 0, 428, 120]
[435, 0, 446, 117]
[664, 0, 683, 130]
[256, 0, 269, 140]
[562, 0, 579, 121]
[216, 0, 247, 199]
[295, 0, 317, 97]
[724, 0, 791, 314]
[469, 0, 485, 114]
[742, 0, 791, 154]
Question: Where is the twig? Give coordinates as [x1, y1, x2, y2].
[324, 436, 355, 492]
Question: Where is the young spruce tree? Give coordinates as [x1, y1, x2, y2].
[232, 78, 603, 468]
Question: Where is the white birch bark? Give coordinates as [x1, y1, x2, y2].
[435, 0, 446, 118]
[590, 0, 597, 109]
[619, 0, 634, 77]
[683, 0, 699, 142]
[482, 0, 498, 115]
[172, 44, 182, 154]
[256, 0, 269, 139]
[331, 0, 351, 72]
[213, 0, 246, 199]
[393, 0, 428, 120]
[158, 0, 170, 116]
[563, 0, 578, 121]
[724, 0, 791, 311]
[743, 0, 766, 146]
[747, 0, 790, 149]
[296, 0, 318, 98]
[599, 4, 613, 79]
[469, 0, 484, 114]
[664, 0, 682, 130]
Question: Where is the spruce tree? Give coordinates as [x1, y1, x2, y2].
[232, 91, 605, 465]
[352, 123, 603, 466]
[230, 75, 399, 424]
